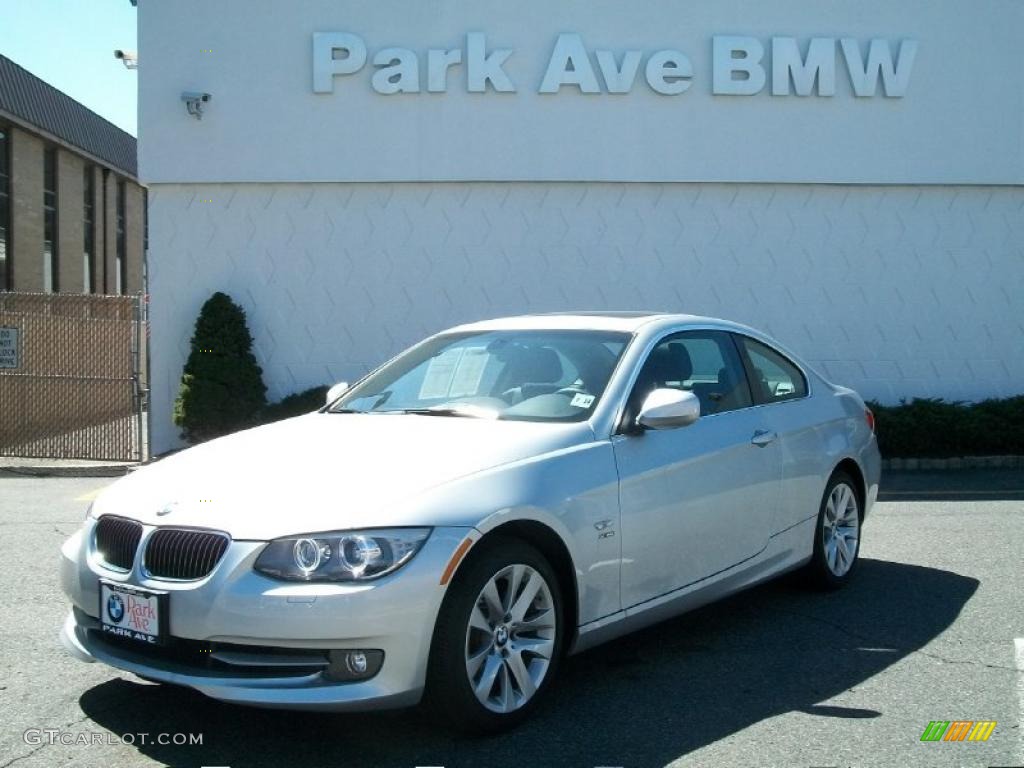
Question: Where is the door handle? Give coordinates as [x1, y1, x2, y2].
[751, 429, 777, 447]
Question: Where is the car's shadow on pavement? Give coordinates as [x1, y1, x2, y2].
[79, 558, 977, 768]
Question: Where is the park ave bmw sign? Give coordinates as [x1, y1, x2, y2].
[313, 33, 917, 98]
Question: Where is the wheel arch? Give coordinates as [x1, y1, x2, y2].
[446, 519, 580, 655]
[833, 457, 867, 516]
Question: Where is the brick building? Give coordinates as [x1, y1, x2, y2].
[0, 54, 144, 295]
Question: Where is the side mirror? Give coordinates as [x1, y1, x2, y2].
[325, 381, 350, 405]
[636, 388, 700, 431]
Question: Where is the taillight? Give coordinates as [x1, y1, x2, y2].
[865, 408, 876, 433]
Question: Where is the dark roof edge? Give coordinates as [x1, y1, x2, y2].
[0, 54, 137, 178]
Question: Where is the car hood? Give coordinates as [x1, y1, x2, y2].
[93, 413, 591, 539]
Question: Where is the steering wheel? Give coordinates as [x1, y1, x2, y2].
[554, 385, 588, 397]
[500, 387, 524, 405]
[502, 384, 567, 404]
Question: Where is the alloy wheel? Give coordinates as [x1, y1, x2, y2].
[823, 482, 860, 577]
[464, 563, 557, 714]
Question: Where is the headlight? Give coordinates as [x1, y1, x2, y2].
[254, 528, 431, 582]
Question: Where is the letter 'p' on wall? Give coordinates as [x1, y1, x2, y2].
[312, 33, 367, 93]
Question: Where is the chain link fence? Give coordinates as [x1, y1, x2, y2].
[0, 292, 145, 461]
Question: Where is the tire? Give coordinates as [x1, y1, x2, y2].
[805, 470, 863, 589]
[425, 536, 563, 734]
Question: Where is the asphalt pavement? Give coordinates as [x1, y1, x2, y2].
[0, 471, 1021, 768]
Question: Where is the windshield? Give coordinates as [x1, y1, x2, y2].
[330, 330, 632, 422]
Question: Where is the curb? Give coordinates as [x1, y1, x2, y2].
[882, 455, 1024, 472]
[0, 463, 139, 478]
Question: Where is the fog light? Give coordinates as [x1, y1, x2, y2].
[326, 649, 384, 681]
[346, 651, 368, 675]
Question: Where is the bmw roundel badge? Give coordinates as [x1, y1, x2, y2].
[156, 501, 177, 517]
[107, 592, 125, 623]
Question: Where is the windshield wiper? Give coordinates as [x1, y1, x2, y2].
[383, 405, 497, 419]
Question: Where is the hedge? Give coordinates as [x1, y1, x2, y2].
[259, 386, 330, 425]
[866, 397, 1024, 459]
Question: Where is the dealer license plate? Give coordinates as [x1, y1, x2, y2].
[99, 581, 167, 645]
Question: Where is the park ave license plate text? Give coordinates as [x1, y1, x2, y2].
[99, 581, 163, 644]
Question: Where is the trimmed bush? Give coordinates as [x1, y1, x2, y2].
[173, 292, 267, 443]
[867, 397, 1024, 458]
[260, 386, 330, 425]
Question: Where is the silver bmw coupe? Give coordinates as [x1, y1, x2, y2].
[60, 312, 880, 732]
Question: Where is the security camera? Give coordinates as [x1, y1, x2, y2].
[114, 49, 138, 69]
[181, 92, 213, 120]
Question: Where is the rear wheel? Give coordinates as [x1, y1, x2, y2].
[806, 471, 862, 588]
[426, 537, 562, 734]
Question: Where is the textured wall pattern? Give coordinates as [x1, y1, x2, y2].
[148, 182, 1024, 453]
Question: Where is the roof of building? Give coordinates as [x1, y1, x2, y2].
[0, 54, 137, 178]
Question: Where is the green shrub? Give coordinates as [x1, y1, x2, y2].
[260, 386, 330, 425]
[173, 292, 267, 443]
[867, 397, 1024, 458]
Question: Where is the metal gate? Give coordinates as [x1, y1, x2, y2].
[0, 292, 145, 461]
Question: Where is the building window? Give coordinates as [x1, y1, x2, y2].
[116, 179, 126, 294]
[0, 126, 9, 290]
[43, 147, 58, 293]
[83, 166, 95, 293]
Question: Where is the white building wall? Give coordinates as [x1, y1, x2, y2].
[139, 0, 1024, 185]
[148, 181, 1024, 454]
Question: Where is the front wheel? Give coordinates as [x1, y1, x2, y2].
[805, 471, 862, 589]
[425, 537, 562, 734]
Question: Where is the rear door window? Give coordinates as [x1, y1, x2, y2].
[736, 336, 808, 403]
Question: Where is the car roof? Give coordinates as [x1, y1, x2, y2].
[446, 312, 729, 334]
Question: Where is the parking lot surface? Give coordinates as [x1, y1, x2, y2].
[0, 471, 1021, 768]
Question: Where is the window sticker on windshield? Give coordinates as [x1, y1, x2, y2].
[448, 347, 488, 397]
[570, 393, 595, 409]
[419, 346, 489, 400]
[418, 348, 462, 399]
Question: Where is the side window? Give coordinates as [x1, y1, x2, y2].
[738, 336, 808, 403]
[629, 331, 752, 418]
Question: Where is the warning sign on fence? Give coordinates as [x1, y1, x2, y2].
[0, 327, 19, 369]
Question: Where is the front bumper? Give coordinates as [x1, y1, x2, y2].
[59, 521, 473, 711]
